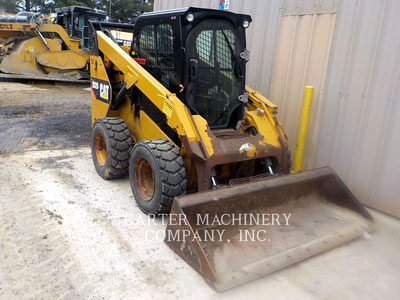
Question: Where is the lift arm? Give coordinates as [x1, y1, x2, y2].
[94, 31, 202, 145]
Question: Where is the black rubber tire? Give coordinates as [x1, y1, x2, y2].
[91, 117, 133, 179]
[129, 139, 187, 215]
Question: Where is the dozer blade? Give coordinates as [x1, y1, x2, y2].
[165, 167, 373, 291]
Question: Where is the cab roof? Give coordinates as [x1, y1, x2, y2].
[56, 6, 106, 16]
[138, 7, 252, 27]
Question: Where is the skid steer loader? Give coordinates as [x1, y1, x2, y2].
[89, 7, 373, 291]
[0, 6, 133, 82]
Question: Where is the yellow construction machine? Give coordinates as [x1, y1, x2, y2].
[0, 6, 133, 82]
[89, 7, 373, 291]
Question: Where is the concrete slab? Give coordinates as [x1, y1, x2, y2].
[0, 82, 399, 299]
[0, 148, 399, 299]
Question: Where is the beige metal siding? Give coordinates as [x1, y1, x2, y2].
[273, 0, 400, 216]
[269, 13, 337, 163]
[313, 0, 400, 216]
[153, 0, 400, 216]
[154, 0, 217, 10]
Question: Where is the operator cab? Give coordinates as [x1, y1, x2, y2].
[132, 7, 252, 129]
[55, 6, 107, 48]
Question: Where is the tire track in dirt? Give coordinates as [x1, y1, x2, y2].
[0, 155, 93, 299]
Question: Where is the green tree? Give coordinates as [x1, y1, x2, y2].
[52, 0, 98, 9]
[99, 0, 153, 22]
[14, 1, 53, 13]
[26, 1, 48, 13]
[1, 0, 153, 20]
[0, 0, 19, 13]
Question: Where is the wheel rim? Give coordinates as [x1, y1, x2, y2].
[134, 157, 155, 201]
[95, 132, 107, 166]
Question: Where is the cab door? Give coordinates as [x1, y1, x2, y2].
[185, 19, 246, 128]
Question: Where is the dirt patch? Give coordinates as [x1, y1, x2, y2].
[0, 82, 91, 153]
[37, 156, 75, 170]
[45, 209, 63, 221]
[0, 104, 43, 117]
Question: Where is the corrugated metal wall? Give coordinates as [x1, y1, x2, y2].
[153, 0, 400, 217]
[313, 0, 400, 216]
[269, 12, 337, 160]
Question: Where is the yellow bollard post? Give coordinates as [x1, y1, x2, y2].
[292, 86, 314, 173]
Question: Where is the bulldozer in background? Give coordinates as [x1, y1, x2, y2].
[89, 7, 373, 291]
[0, 6, 133, 82]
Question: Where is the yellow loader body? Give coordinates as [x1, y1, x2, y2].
[0, 22, 89, 81]
[88, 7, 373, 291]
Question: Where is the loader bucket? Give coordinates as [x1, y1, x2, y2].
[165, 167, 373, 291]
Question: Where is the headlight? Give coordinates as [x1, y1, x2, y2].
[186, 13, 194, 22]
[243, 20, 249, 28]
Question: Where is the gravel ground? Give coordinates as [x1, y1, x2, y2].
[0, 82, 91, 153]
[0, 82, 399, 299]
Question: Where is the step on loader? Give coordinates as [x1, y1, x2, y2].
[88, 7, 373, 291]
